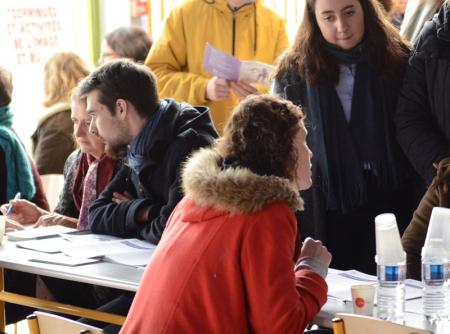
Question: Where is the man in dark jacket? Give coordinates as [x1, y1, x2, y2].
[79, 60, 218, 244]
[78, 60, 217, 332]
[395, 0, 450, 185]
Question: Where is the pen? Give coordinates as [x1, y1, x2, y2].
[5, 192, 21, 216]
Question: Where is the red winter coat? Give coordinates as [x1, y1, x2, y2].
[121, 149, 327, 334]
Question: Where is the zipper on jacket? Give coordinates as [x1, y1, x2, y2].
[229, 2, 254, 56]
[232, 9, 237, 56]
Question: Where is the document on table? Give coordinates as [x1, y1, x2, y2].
[28, 253, 100, 267]
[6, 225, 77, 241]
[326, 270, 423, 302]
[61, 238, 156, 260]
[16, 237, 72, 253]
[104, 249, 156, 267]
[203, 43, 275, 87]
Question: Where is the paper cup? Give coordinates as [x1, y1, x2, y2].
[0, 217, 6, 244]
[351, 284, 375, 316]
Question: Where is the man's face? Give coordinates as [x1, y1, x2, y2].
[86, 90, 130, 158]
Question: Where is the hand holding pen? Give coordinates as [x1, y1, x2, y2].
[5, 192, 21, 216]
[2, 193, 25, 231]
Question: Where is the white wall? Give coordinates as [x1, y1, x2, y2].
[0, 0, 92, 153]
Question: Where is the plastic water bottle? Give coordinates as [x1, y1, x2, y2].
[376, 263, 406, 323]
[374, 213, 406, 323]
[422, 238, 450, 321]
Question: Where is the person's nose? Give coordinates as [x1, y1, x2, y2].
[336, 16, 348, 34]
[74, 123, 84, 138]
[89, 118, 98, 135]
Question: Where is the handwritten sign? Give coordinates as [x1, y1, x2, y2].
[6, 6, 63, 64]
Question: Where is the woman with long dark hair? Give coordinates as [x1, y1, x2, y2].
[274, 0, 417, 274]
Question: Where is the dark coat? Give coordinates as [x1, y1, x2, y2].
[402, 158, 450, 280]
[395, 3, 450, 184]
[88, 99, 218, 244]
[31, 103, 77, 175]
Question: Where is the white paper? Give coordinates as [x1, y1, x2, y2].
[6, 225, 77, 241]
[104, 248, 155, 266]
[203, 43, 274, 87]
[28, 253, 100, 267]
[326, 270, 423, 302]
[62, 238, 156, 259]
[59, 232, 121, 244]
[16, 237, 71, 253]
[239, 61, 274, 87]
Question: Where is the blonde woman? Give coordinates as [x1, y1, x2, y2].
[32, 52, 90, 175]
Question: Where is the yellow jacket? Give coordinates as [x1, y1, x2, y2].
[146, 0, 289, 133]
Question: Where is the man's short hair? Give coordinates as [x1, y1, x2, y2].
[79, 60, 160, 117]
[0, 67, 13, 108]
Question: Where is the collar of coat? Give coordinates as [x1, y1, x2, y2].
[182, 148, 303, 214]
[435, 2, 450, 42]
[37, 101, 71, 127]
[207, 0, 260, 14]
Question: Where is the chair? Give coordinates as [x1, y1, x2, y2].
[27, 311, 103, 334]
[332, 313, 431, 334]
[40, 174, 64, 211]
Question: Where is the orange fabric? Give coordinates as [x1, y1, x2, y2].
[121, 197, 328, 334]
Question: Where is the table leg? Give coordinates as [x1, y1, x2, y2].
[0, 268, 5, 332]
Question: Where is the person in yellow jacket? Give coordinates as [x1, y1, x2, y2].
[145, 0, 289, 133]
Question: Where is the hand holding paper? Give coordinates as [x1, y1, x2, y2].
[229, 81, 260, 100]
[206, 77, 230, 101]
[203, 43, 275, 87]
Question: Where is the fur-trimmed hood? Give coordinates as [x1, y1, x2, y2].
[182, 148, 303, 214]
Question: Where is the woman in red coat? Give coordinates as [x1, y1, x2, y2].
[121, 95, 331, 334]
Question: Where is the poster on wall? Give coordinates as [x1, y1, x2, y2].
[0, 0, 75, 151]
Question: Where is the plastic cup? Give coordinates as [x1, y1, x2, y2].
[375, 213, 405, 265]
[0, 217, 7, 244]
[424, 207, 450, 257]
[351, 284, 376, 316]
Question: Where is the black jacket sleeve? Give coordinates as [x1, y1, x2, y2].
[395, 28, 450, 184]
[88, 165, 146, 239]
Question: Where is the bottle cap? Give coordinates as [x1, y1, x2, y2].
[375, 213, 405, 265]
[424, 207, 450, 257]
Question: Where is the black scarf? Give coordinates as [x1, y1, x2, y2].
[307, 43, 404, 213]
[128, 101, 166, 174]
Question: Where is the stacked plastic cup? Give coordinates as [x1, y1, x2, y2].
[375, 213, 406, 323]
[421, 207, 450, 321]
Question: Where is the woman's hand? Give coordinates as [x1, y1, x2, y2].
[0, 199, 47, 225]
[5, 218, 25, 232]
[300, 237, 332, 268]
[112, 191, 134, 204]
[33, 213, 66, 228]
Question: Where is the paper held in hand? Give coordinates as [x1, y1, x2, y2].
[203, 43, 274, 87]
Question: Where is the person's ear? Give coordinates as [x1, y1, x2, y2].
[115, 99, 128, 120]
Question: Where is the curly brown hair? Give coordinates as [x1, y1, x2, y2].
[216, 95, 305, 181]
[275, 0, 410, 85]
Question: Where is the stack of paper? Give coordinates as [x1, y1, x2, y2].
[326, 270, 423, 302]
[61, 238, 156, 266]
[7, 225, 77, 241]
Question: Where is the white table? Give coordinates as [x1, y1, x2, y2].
[316, 288, 450, 333]
[0, 239, 146, 330]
